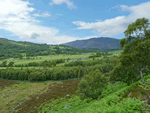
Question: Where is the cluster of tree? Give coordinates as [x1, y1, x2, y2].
[109, 17, 150, 85]
[0, 61, 14, 67]
[89, 52, 113, 58]
[15, 59, 66, 67]
[77, 17, 150, 100]
[64, 56, 118, 67]
[0, 57, 116, 82]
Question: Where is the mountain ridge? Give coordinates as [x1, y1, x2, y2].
[61, 37, 121, 50]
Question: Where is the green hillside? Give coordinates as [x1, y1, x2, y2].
[0, 38, 109, 60]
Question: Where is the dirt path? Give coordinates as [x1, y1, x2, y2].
[0, 79, 19, 90]
[15, 78, 81, 113]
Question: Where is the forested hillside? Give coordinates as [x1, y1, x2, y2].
[0, 38, 108, 60]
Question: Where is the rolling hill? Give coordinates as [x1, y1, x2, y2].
[0, 38, 104, 60]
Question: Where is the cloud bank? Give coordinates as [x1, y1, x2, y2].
[0, 0, 78, 44]
[72, 2, 150, 37]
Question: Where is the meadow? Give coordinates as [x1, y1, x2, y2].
[0, 53, 94, 65]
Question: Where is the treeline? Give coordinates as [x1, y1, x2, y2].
[0, 59, 68, 67]
[0, 61, 14, 67]
[89, 52, 113, 58]
[64, 55, 118, 67]
[14, 59, 66, 67]
[0, 56, 117, 82]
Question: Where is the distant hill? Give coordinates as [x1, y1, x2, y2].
[61, 37, 121, 50]
[0, 38, 103, 60]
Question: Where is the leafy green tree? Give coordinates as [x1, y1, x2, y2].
[120, 17, 150, 48]
[8, 61, 14, 67]
[0, 61, 7, 67]
[119, 18, 150, 83]
[110, 62, 140, 85]
[77, 69, 108, 100]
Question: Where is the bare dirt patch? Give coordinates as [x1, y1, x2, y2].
[15, 78, 81, 113]
[0, 79, 19, 90]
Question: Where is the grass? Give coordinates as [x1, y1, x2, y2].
[0, 49, 149, 113]
[0, 78, 81, 113]
[0, 50, 123, 68]
[0, 53, 94, 65]
[108, 50, 123, 55]
[0, 80, 62, 113]
[56, 51, 122, 67]
[0, 50, 123, 65]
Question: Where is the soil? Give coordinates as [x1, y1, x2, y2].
[0, 79, 19, 90]
[14, 78, 81, 113]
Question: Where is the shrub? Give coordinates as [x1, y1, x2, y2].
[77, 69, 108, 100]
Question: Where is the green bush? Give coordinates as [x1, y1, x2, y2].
[77, 69, 108, 100]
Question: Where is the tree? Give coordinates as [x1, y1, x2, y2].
[0, 61, 7, 67]
[110, 62, 140, 85]
[8, 61, 14, 67]
[119, 18, 150, 83]
[124, 17, 150, 38]
[77, 69, 108, 100]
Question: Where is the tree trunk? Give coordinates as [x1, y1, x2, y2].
[140, 70, 144, 83]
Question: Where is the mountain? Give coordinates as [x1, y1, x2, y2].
[61, 37, 121, 50]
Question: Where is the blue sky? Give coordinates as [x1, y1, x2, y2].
[0, 0, 150, 44]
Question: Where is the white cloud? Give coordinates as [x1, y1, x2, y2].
[33, 13, 51, 17]
[56, 14, 62, 16]
[0, 0, 78, 44]
[72, 1, 150, 37]
[49, 0, 76, 9]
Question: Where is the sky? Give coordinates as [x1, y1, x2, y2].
[0, 0, 150, 45]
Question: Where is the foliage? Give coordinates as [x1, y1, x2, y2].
[15, 59, 66, 67]
[38, 80, 148, 113]
[77, 69, 108, 100]
[118, 18, 150, 83]
[64, 55, 118, 67]
[101, 82, 127, 98]
[0, 61, 7, 67]
[109, 62, 140, 85]
[0, 38, 105, 60]
[89, 52, 113, 58]
[8, 61, 14, 67]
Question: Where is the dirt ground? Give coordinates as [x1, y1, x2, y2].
[14, 78, 81, 113]
[0, 79, 19, 90]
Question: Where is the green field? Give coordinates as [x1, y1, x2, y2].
[0, 50, 123, 69]
[0, 53, 93, 65]
[108, 50, 123, 55]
